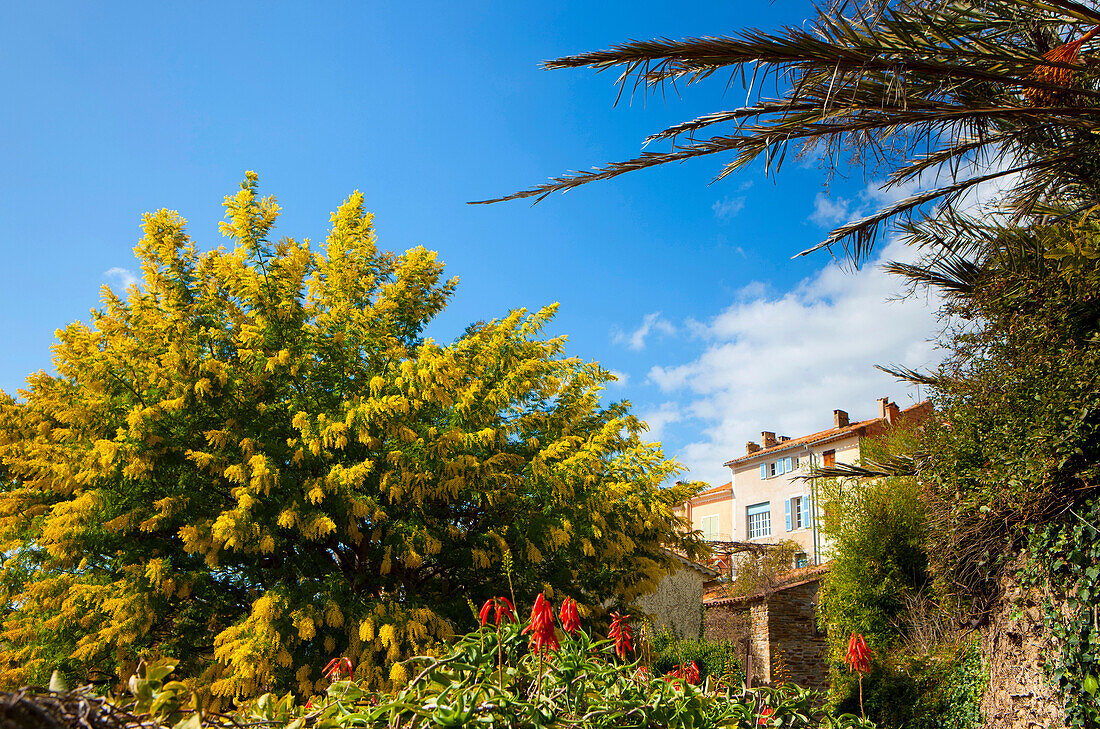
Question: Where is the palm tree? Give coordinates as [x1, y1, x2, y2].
[475, 0, 1100, 264]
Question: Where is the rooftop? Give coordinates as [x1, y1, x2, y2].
[724, 400, 931, 467]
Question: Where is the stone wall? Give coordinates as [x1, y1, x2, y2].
[980, 557, 1066, 729]
[765, 581, 828, 691]
[636, 565, 706, 638]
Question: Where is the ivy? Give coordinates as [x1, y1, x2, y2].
[1024, 497, 1100, 728]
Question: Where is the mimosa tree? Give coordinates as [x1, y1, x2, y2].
[0, 174, 701, 700]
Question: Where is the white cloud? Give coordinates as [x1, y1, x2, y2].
[638, 401, 683, 442]
[712, 196, 747, 220]
[606, 369, 630, 387]
[810, 165, 1014, 231]
[809, 192, 850, 227]
[650, 238, 942, 486]
[613, 312, 675, 351]
[104, 267, 139, 291]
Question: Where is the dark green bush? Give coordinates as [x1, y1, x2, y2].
[647, 625, 744, 685]
[831, 637, 984, 729]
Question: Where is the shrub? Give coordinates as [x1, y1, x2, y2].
[647, 625, 744, 686]
[727, 540, 802, 598]
[831, 637, 984, 729]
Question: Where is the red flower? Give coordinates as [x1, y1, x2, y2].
[758, 705, 774, 725]
[559, 597, 580, 635]
[322, 656, 353, 681]
[845, 632, 871, 674]
[666, 660, 700, 685]
[479, 596, 516, 626]
[521, 593, 559, 653]
[608, 612, 633, 659]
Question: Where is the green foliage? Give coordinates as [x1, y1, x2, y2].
[103, 615, 873, 729]
[0, 175, 703, 699]
[727, 539, 801, 598]
[831, 638, 984, 729]
[920, 217, 1100, 602]
[647, 626, 744, 686]
[1023, 496, 1100, 728]
[817, 469, 932, 663]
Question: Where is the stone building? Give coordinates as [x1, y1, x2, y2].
[703, 564, 830, 690]
[635, 550, 719, 639]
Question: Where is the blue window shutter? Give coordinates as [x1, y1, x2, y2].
[785, 499, 792, 531]
[776, 459, 784, 475]
[802, 495, 811, 527]
[785, 457, 793, 472]
[760, 463, 767, 479]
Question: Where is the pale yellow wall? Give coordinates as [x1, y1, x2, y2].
[690, 493, 733, 541]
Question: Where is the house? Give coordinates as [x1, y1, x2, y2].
[674, 397, 931, 567]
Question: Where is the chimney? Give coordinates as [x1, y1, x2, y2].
[833, 410, 849, 428]
[746, 441, 761, 454]
[886, 401, 901, 425]
[761, 431, 777, 448]
[877, 396, 890, 420]
[779, 435, 791, 443]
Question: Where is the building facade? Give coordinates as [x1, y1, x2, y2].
[675, 397, 930, 566]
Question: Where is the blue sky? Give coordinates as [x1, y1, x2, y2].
[0, 2, 944, 485]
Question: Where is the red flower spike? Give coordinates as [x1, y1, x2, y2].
[608, 612, 634, 659]
[845, 632, 871, 674]
[559, 597, 580, 635]
[496, 596, 515, 624]
[479, 599, 494, 626]
[684, 660, 699, 685]
[758, 706, 774, 725]
[666, 661, 699, 685]
[480, 597, 516, 626]
[322, 656, 353, 681]
[521, 592, 559, 653]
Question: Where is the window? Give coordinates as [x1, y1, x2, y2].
[795, 552, 809, 569]
[792, 455, 800, 469]
[700, 514, 719, 541]
[823, 449, 836, 468]
[785, 495, 811, 531]
[762, 457, 794, 479]
[747, 502, 771, 539]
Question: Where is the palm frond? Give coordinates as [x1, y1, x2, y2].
[884, 254, 982, 296]
[876, 364, 953, 390]
[800, 455, 921, 479]
[479, 0, 1100, 263]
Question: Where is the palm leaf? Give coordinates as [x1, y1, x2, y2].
[478, 0, 1100, 263]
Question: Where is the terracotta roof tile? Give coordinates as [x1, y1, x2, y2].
[695, 482, 731, 497]
[724, 402, 930, 467]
